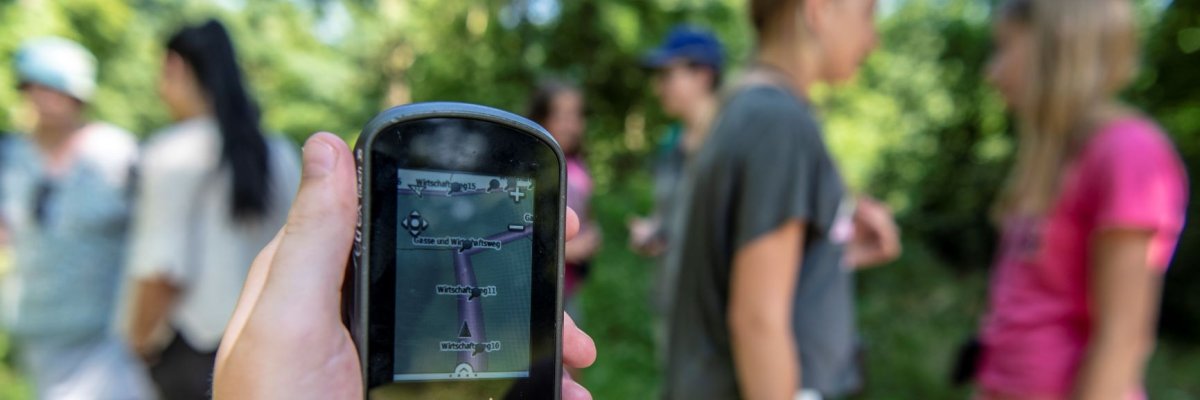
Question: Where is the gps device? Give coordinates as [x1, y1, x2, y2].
[351, 103, 566, 399]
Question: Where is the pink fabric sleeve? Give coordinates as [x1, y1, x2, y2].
[1089, 120, 1189, 269]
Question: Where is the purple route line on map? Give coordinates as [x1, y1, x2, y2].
[452, 226, 533, 372]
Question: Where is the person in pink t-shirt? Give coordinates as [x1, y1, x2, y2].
[975, 0, 1190, 399]
[527, 80, 602, 307]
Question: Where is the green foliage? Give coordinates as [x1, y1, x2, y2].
[578, 178, 661, 398]
[0, 332, 32, 399]
[1131, 0, 1200, 340]
[0, 0, 385, 141]
[823, 0, 1012, 272]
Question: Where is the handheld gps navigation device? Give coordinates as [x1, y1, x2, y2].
[351, 103, 566, 399]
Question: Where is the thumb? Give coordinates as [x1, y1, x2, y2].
[259, 132, 358, 318]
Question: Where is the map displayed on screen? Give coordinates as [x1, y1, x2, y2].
[390, 168, 534, 382]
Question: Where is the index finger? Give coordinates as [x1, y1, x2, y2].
[563, 312, 596, 369]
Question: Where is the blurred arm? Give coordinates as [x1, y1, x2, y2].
[1072, 229, 1161, 400]
[728, 220, 803, 400]
[0, 225, 10, 278]
[124, 143, 196, 357]
[129, 275, 181, 358]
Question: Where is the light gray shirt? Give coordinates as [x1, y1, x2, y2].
[0, 124, 138, 341]
[127, 118, 300, 351]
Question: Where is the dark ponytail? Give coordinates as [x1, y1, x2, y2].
[167, 19, 271, 220]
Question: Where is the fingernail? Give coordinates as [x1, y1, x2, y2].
[582, 329, 596, 349]
[303, 137, 336, 179]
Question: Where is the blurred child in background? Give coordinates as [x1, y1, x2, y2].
[631, 25, 724, 312]
[125, 19, 300, 400]
[631, 25, 724, 257]
[973, 0, 1189, 399]
[1, 37, 154, 399]
[662, 0, 899, 398]
[528, 81, 601, 317]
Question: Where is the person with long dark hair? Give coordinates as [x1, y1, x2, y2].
[527, 81, 601, 318]
[125, 19, 300, 399]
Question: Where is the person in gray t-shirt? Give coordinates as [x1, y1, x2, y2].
[663, 1, 897, 397]
[664, 82, 858, 399]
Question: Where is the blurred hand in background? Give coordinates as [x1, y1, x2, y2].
[847, 196, 901, 269]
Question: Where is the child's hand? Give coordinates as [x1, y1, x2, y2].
[628, 217, 666, 257]
[213, 133, 597, 400]
[847, 196, 901, 269]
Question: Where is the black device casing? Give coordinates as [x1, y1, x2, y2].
[349, 102, 565, 399]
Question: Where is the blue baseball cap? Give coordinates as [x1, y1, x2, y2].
[642, 25, 724, 73]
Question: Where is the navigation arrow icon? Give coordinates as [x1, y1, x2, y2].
[459, 321, 472, 338]
[401, 211, 429, 237]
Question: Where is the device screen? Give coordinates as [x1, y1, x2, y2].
[391, 168, 535, 381]
[360, 110, 563, 398]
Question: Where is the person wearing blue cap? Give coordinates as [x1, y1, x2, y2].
[0, 37, 155, 399]
[630, 24, 724, 312]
